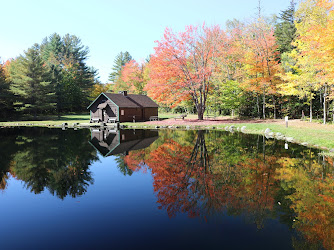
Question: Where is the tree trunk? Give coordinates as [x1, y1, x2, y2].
[332, 101, 334, 122]
[310, 97, 313, 122]
[323, 84, 327, 124]
[257, 94, 260, 118]
[263, 93, 266, 119]
[273, 95, 276, 119]
[231, 109, 235, 118]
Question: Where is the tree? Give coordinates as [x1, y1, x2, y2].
[279, 0, 334, 123]
[114, 59, 147, 94]
[274, 0, 297, 55]
[242, 17, 280, 119]
[108, 51, 132, 83]
[0, 60, 13, 119]
[9, 44, 55, 117]
[41, 33, 97, 113]
[146, 25, 223, 120]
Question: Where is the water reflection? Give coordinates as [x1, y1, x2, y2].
[0, 127, 333, 249]
[0, 127, 97, 199]
[120, 130, 334, 249]
[89, 128, 159, 157]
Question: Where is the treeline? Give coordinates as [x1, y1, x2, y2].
[0, 33, 100, 120]
[108, 0, 334, 123]
[2, 0, 333, 122]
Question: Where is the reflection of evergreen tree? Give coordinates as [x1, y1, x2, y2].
[10, 128, 98, 199]
[115, 155, 133, 176]
[0, 129, 19, 190]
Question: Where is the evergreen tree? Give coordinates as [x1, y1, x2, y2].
[275, 0, 297, 55]
[9, 44, 55, 117]
[0, 62, 13, 119]
[41, 33, 97, 113]
[108, 51, 132, 83]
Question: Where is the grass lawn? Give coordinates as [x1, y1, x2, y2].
[0, 114, 91, 127]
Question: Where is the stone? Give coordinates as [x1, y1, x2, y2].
[168, 126, 174, 129]
[276, 132, 282, 137]
[264, 128, 271, 134]
[286, 137, 294, 142]
[268, 132, 274, 137]
[186, 126, 190, 130]
[330, 148, 334, 153]
[276, 135, 284, 140]
[301, 142, 308, 146]
[224, 126, 229, 131]
[241, 126, 246, 133]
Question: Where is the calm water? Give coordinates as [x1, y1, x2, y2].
[0, 127, 333, 249]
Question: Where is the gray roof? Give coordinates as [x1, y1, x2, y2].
[103, 93, 158, 108]
[127, 94, 159, 108]
[103, 93, 139, 108]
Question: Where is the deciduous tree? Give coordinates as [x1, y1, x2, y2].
[146, 25, 223, 120]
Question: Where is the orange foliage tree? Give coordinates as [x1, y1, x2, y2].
[242, 18, 280, 118]
[145, 25, 224, 120]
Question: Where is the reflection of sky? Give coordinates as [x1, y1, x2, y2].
[0, 155, 294, 250]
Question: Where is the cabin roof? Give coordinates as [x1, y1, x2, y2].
[87, 92, 158, 109]
[103, 93, 139, 108]
[127, 94, 159, 108]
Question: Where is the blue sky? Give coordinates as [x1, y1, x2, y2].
[1, 0, 293, 83]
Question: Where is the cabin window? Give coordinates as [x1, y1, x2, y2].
[121, 110, 124, 116]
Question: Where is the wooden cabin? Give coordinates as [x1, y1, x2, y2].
[89, 129, 159, 157]
[87, 91, 158, 123]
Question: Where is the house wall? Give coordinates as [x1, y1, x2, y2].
[89, 95, 118, 122]
[104, 100, 118, 122]
[118, 108, 142, 122]
[143, 108, 158, 120]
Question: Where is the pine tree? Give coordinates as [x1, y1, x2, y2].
[108, 51, 132, 83]
[9, 44, 55, 117]
[41, 33, 97, 113]
[275, 0, 297, 55]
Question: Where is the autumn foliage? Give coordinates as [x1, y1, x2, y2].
[145, 25, 224, 119]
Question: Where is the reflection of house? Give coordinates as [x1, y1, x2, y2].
[89, 129, 159, 157]
[87, 91, 159, 123]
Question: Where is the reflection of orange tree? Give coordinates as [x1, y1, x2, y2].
[124, 130, 281, 222]
[230, 156, 280, 228]
[276, 156, 334, 249]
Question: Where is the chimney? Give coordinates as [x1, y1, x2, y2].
[119, 91, 128, 96]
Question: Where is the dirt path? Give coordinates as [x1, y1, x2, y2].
[144, 117, 334, 130]
[145, 117, 283, 126]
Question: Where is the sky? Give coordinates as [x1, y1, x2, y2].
[1, 0, 294, 83]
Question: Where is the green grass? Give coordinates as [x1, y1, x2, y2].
[0, 114, 91, 127]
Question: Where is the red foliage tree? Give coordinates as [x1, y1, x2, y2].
[145, 24, 224, 120]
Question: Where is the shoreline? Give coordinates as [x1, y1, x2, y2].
[1, 118, 334, 156]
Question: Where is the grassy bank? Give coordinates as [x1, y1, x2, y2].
[1, 114, 334, 153]
[124, 119, 334, 152]
[0, 115, 91, 127]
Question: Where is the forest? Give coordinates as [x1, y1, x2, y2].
[0, 0, 333, 123]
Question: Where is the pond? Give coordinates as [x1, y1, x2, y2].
[0, 127, 333, 249]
